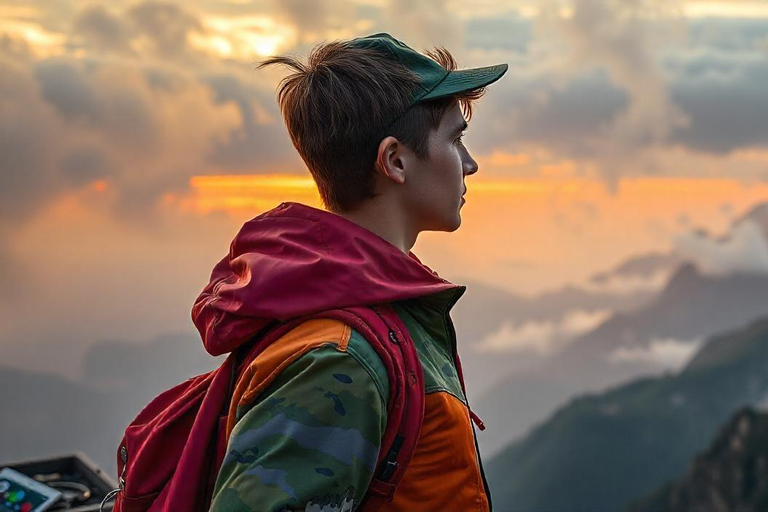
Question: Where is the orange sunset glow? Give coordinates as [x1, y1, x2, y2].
[181, 173, 768, 293]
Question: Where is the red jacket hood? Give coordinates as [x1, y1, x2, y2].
[192, 201, 462, 356]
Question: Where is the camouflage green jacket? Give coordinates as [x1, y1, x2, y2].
[210, 287, 492, 512]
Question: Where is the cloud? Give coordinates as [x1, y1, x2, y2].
[34, 59, 102, 121]
[608, 336, 704, 370]
[466, 13, 532, 53]
[580, 270, 673, 296]
[674, 218, 768, 276]
[127, 1, 205, 59]
[533, 0, 689, 183]
[476, 308, 613, 354]
[34, 58, 159, 154]
[687, 17, 768, 53]
[584, 251, 682, 295]
[469, 5, 768, 182]
[0, 55, 62, 221]
[68, 1, 223, 63]
[512, 69, 630, 158]
[203, 72, 299, 170]
[740, 202, 768, 238]
[71, 5, 133, 54]
[0, 51, 256, 229]
[590, 251, 681, 281]
[274, 0, 335, 44]
[386, 0, 463, 49]
[669, 50, 768, 153]
[8, 0, 768, 212]
[58, 145, 115, 186]
[0, 32, 34, 60]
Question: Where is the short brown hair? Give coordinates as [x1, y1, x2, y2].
[258, 41, 485, 213]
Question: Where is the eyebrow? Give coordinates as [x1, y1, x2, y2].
[451, 120, 468, 136]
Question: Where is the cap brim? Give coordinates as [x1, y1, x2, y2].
[420, 63, 508, 102]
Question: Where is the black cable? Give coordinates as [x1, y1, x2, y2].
[47, 481, 92, 503]
[29, 474, 93, 509]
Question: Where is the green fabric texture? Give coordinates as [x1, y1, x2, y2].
[393, 287, 467, 402]
[210, 336, 388, 512]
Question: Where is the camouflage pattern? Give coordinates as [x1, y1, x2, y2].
[210, 287, 489, 511]
[210, 330, 390, 512]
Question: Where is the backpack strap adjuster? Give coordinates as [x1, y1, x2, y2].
[366, 479, 398, 502]
[379, 460, 398, 481]
[376, 432, 405, 482]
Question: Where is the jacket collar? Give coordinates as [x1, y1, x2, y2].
[192, 201, 463, 356]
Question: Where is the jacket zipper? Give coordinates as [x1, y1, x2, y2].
[443, 287, 493, 511]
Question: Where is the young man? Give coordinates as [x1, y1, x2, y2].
[194, 33, 507, 511]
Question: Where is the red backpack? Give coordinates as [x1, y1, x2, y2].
[101, 303, 426, 512]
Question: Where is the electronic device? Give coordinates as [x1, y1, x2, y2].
[0, 452, 117, 511]
[0, 467, 62, 512]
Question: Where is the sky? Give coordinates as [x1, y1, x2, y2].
[2, 0, 768, 378]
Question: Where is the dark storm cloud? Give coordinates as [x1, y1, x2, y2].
[688, 17, 768, 52]
[204, 72, 300, 170]
[513, 70, 629, 157]
[127, 1, 205, 59]
[59, 145, 115, 186]
[0, 54, 198, 235]
[34, 59, 101, 122]
[112, 169, 191, 222]
[34, 58, 158, 152]
[0, 112, 55, 218]
[72, 5, 133, 54]
[68, 1, 208, 61]
[142, 66, 187, 92]
[469, 68, 628, 158]
[471, 16, 768, 163]
[0, 60, 60, 221]
[0, 33, 33, 61]
[275, 0, 328, 37]
[669, 52, 768, 153]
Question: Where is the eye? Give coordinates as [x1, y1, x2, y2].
[454, 132, 466, 146]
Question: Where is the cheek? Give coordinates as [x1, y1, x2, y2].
[426, 152, 463, 204]
[442, 147, 465, 189]
[435, 146, 463, 185]
[405, 144, 463, 212]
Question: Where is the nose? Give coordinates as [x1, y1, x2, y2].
[463, 149, 479, 176]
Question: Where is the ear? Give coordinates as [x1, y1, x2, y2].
[375, 136, 406, 185]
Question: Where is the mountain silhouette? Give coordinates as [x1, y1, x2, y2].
[626, 405, 768, 512]
[485, 315, 768, 512]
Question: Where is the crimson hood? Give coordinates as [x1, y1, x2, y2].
[192, 201, 462, 356]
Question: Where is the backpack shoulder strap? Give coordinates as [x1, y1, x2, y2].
[298, 304, 424, 509]
[224, 304, 423, 509]
[352, 303, 424, 510]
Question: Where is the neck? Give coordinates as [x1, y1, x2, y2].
[336, 197, 418, 255]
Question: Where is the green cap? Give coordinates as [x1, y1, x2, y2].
[348, 32, 508, 107]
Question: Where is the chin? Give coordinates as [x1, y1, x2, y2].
[444, 212, 462, 232]
[422, 206, 462, 232]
